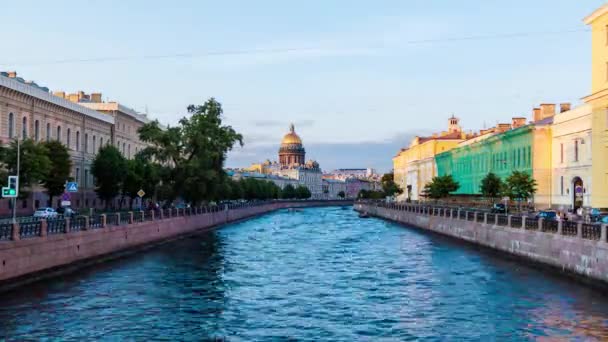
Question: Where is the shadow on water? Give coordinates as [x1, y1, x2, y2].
[0, 230, 227, 340]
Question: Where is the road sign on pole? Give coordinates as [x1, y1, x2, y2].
[66, 182, 78, 192]
[137, 189, 146, 198]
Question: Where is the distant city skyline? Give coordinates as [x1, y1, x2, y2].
[0, 0, 605, 171]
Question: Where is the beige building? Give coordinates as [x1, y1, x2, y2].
[551, 104, 592, 211]
[0, 71, 154, 214]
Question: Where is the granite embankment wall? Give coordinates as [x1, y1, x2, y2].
[0, 200, 350, 289]
[356, 203, 608, 285]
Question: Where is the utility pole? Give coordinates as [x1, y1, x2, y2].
[12, 138, 20, 224]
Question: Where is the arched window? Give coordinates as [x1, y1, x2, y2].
[56, 126, 62, 143]
[122, 142, 126, 155]
[8, 113, 14, 138]
[34, 120, 39, 141]
[84, 133, 88, 153]
[92, 135, 96, 152]
[127, 144, 131, 158]
[67, 128, 71, 148]
[100, 137, 103, 150]
[76, 131, 80, 151]
[21, 117, 27, 139]
[46, 123, 50, 142]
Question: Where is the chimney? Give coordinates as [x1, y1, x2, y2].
[560, 103, 571, 113]
[497, 123, 511, 132]
[7, 71, 17, 78]
[91, 93, 102, 103]
[539, 103, 556, 120]
[511, 117, 526, 129]
[533, 108, 541, 122]
[53, 91, 66, 99]
[67, 93, 80, 103]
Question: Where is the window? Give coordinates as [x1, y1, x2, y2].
[8, 112, 14, 138]
[560, 176, 564, 195]
[93, 135, 96, 152]
[128, 144, 131, 158]
[21, 116, 27, 139]
[34, 120, 39, 141]
[560, 143, 564, 163]
[76, 131, 80, 151]
[84, 133, 88, 153]
[46, 123, 50, 142]
[57, 126, 62, 142]
[67, 128, 71, 148]
[21, 199, 27, 209]
[84, 169, 89, 188]
[574, 140, 579, 162]
[76, 167, 80, 182]
[100, 137, 103, 150]
[122, 142, 126, 154]
[34, 200, 40, 209]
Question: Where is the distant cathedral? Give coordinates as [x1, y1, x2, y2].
[279, 123, 306, 167]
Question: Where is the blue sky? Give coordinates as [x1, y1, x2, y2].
[0, 0, 604, 172]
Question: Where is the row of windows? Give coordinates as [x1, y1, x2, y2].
[452, 146, 532, 174]
[559, 141, 581, 163]
[7, 112, 139, 158]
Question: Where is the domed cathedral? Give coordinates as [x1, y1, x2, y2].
[279, 123, 306, 168]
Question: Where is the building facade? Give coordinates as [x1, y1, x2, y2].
[550, 104, 592, 211]
[584, 6, 608, 209]
[393, 116, 468, 201]
[0, 72, 156, 214]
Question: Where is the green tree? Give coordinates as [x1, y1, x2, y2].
[337, 191, 345, 199]
[295, 185, 312, 199]
[504, 171, 537, 211]
[2, 139, 51, 201]
[381, 172, 403, 197]
[41, 140, 73, 206]
[422, 175, 460, 201]
[91, 145, 126, 209]
[122, 158, 148, 209]
[282, 184, 296, 199]
[480, 172, 504, 204]
[138, 98, 243, 205]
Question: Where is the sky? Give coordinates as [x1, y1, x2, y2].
[0, 0, 605, 172]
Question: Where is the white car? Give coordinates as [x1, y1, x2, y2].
[33, 207, 58, 219]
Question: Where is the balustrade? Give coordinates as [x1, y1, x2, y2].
[562, 221, 578, 236]
[581, 223, 601, 240]
[524, 218, 538, 230]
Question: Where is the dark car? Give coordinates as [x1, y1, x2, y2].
[490, 203, 507, 214]
[535, 210, 558, 221]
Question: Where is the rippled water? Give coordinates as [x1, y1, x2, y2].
[2, 207, 608, 340]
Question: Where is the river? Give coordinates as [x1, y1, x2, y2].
[1, 206, 608, 340]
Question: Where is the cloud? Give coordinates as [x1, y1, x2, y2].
[227, 129, 425, 173]
[250, 119, 315, 128]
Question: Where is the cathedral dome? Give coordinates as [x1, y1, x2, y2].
[281, 123, 302, 146]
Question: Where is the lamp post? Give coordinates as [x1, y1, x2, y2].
[11, 138, 20, 224]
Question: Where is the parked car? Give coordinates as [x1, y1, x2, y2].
[56, 206, 77, 217]
[33, 207, 58, 218]
[597, 215, 608, 224]
[535, 210, 558, 221]
[590, 208, 608, 222]
[490, 203, 507, 214]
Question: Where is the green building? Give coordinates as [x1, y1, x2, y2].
[435, 126, 533, 195]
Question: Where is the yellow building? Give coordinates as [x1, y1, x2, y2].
[584, 5, 608, 208]
[393, 116, 469, 201]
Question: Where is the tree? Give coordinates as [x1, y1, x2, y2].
[381, 172, 403, 197]
[480, 172, 504, 204]
[337, 191, 345, 199]
[42, 140, 72, 206]
[2, 139, 51, 201]
[295, 185, 311, 199]
[504, 171, 537, 211]
[282, 184, 296, 199]
[91, 145, 126, 209]
[422, 175, 460, 201]
[122, 158, 148, 209]
[138, 98, 243, 205]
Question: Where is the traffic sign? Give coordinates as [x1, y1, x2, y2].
[62, 192, 71, 201]
[66, 182, 78, 192]
[2, 175, 18, 198]
[61, 200, 71, 207]
[137, 189, 146, 198]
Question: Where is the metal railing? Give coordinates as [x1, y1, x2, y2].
[563, 221, 578, 236]
[510, 216, 522, 229]
[582, 223, 601, 240]
[19, 220, 41, 238]
[541, 219, 558, 233]
[525, 218, 538, 230]
[89, 215, 103, 229]
[70, 216, 87, 232]
[47, 218, 66, 234]
[0, 223, 12, 240]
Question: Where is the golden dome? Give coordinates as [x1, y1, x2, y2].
[281, 123, 302, 145]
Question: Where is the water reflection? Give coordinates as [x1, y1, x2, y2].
[0, 207, 608, 340]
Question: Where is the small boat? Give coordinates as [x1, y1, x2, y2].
[358, 212, 370, 218]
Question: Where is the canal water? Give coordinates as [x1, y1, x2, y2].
[1, 207, 608, 340]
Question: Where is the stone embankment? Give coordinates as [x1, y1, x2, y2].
[0, 200, 351, 291]
[356, 202, 608, 286]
